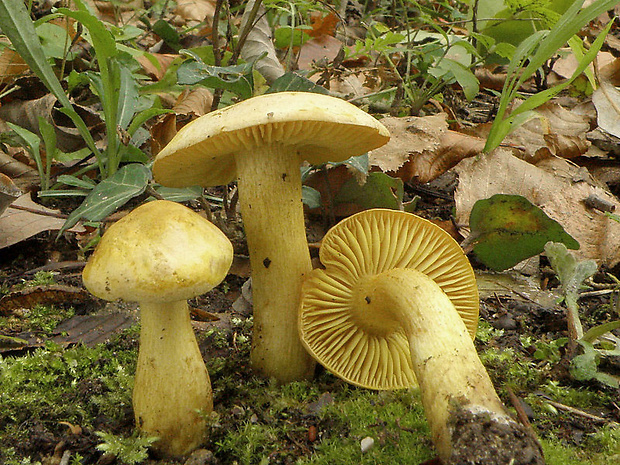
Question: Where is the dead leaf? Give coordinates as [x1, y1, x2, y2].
[308, 12, 340, 38]
[0, 285, 90, 316]
[0, 45, 29, 86]
[592, 79, 620, 138]
[0, 148, 39, 191]
[507, 101, 591, 163]
[454, 149, 620, 267]
[369, 114, 486, 183]
[239, 0, 285, 84]
[175, 0, 216, 25]
[150, 88, 214, 157]
[0, 173, 22, 216]
[298, 35, 343, 71]
[1, 312, 137, 353]
[137, 53, 178, 81]
[0, 194, 85, 249]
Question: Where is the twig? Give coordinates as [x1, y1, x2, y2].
[536, 393, 618, 425]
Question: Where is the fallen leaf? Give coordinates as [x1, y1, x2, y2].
[468, 194, 579, 271]
[174, 0, 215, 25]
[137, 53, 178, 81]
[0, 194, 85, 249]
[297, 35, 343, 71]
[239, 0, 285, 84]
[0, 173, 22, 216]
[455, 149, 620, 267]
[507, 101, 591, 163]
[308, 12, 339, 38]
[0, 148, 39, 191]
[592, 79, 620, 138]
[0, 44, 29, 86]
[369, 114, 485, 183]
[0, 285, 91, 316]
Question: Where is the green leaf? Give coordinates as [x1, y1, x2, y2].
[38, 117, 57, 191]
[8, 123, 43, 182]
[152, 185, 204, 202]
[469, 194, 579, 271]
[152, 19, 180, 51]
[544, 241, 597, 305]
[266, 72, 329, 94]
[59, 164, 151, 236]
[439, 58, 479, 101]
[177, 59, 256, 99]
[334, 172, 403, 211]
[302, 186, 321, 209]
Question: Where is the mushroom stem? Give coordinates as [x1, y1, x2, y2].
[236, 142, 315, 382]
[133, 300, 212, 457]
[357, 268, 543, 464]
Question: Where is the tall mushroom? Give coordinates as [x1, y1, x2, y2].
[299, 209, 544, 464]
[152, 91, 390, 383]
[82, 200, 233, 457]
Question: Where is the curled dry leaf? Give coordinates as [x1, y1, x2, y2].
[0, 173, 22, 216]
[239, 0, 285, 84]
[137, 53, 178, 81]
[0, 150, 38, 191]
[150, 88, 214, 157]
[369, 113, 485, 183]
[454, 149, 620, 267]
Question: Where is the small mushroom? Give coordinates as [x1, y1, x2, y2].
[82, 200, 233, 457]
[152, 92, 390, 383]
[299, 209, 543, 464]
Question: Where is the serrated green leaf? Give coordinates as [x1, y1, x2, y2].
[470, 194, 579, 271]
[59, 164, 151, 236]
[335, 172, 403, 211]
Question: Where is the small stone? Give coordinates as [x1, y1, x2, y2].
[184, 448, 217, 465]
[360, 436, 374, 453]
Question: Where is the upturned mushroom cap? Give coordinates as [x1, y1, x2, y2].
[152, 91, 390, 187]
[299, 209, 479, 390]
[82, 200, 233, 303]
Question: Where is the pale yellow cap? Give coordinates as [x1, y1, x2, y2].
[153, 92, 390, 187]
[83, 200, 233, 303]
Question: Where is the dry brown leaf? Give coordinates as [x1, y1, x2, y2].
[508, 101, 591, 162]
[137, 53, 178, 81]
[0, 173, 22, 216]
[0, 285, 90, 316]
[298, 35, 343, 71]
[149, 88, 214, 157]
[173, 87, 213, 117]
[454, 149, 620, 267]
[369, 114, 485, 183]
[0, 45, 29, 87]
[308, 12, 340, 38]
[0, 194, 85, 249]
[175, 0, 216, 26]
[0, 94, 102, 153]
[240, 0, 284, 84]
[0, 149, 39, 191]
[592, 79, 620, 138]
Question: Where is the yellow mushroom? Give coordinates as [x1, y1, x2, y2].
[82, 200, 233, 457]
[299, 209, 543, 464]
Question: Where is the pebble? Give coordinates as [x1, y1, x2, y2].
[360, 436, 374, 453]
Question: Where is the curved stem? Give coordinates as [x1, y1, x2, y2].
[134, 300, 212, 457]
[236, 143, 315, 383]
[360, 268, 543, 463]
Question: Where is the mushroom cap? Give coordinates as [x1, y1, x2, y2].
[152, 92, 390, 188]
[299, 209, 479, 390]
[82, 200, 233, 303]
